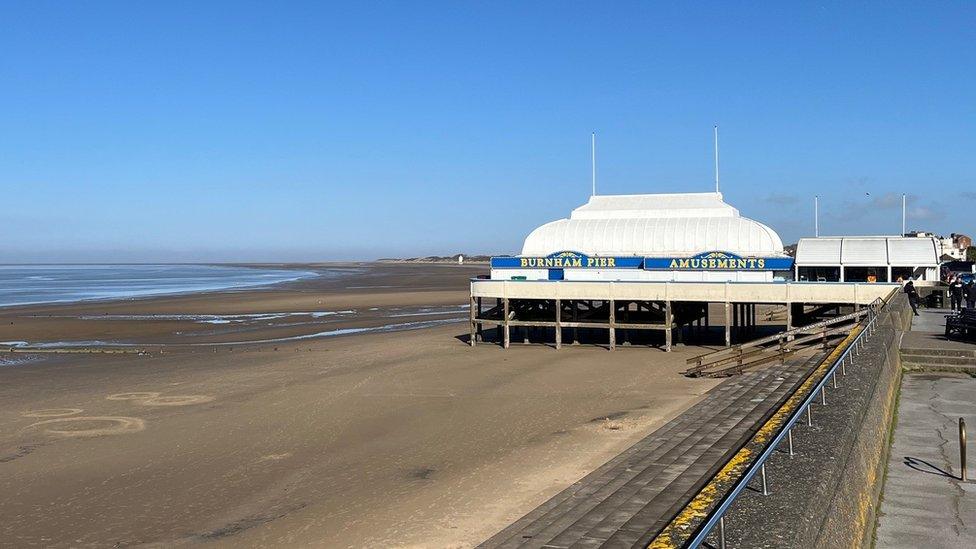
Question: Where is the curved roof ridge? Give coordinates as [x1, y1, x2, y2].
[570, 191, 739, 220]
[522, 193, 784, 257]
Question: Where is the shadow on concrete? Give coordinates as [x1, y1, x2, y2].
[903, 456, 959, 480]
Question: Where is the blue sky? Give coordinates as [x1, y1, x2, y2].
[1, 2, 974, 262]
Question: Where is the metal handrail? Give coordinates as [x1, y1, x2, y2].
[683, 297, 885, 548]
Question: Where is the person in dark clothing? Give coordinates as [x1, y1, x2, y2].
[966, 279, 976, 309]
[950, 277, 965, 311]
[904, 280, 920, 316]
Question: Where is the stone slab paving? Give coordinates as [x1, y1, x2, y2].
[874, 373, 976, 548]
[480, 353, 826, 549]
[909, 307, 954, 334]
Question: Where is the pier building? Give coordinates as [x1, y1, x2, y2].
[470, 191, 898, 351]
[490, 192, 790, 282]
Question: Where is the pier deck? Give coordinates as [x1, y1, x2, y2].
[480, 352, 826, 548]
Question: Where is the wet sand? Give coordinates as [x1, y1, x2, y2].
[0, 263, 483, 348]
[0, 263, 722, 547]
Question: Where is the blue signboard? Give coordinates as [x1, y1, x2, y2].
[642, 251, 794, 271]
[491, 250, 794, 271]
[490, 251, 644, 269]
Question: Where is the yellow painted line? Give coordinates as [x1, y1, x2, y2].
[647, 326, 863, 549]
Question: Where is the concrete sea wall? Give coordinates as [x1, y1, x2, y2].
[724, 294, 911, 548]
[808, 294, 911, 548]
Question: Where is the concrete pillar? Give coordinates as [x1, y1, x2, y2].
[476, 297, 483, 341]
[572, 301, 579, 345]
[496, 298, 503, 343]
[503, 297, 510, 349]
[608, 299, 616, 351]
[469, 295, 477, 347]
[733, 304, 739, 341]
[554, 299, 562, 350]
[665, 300, 673, 352]
[724, 301, 732, 347]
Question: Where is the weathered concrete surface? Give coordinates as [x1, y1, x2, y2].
[874, 374, 976, 548]
[907, 307, 954, 335]
[900, 308, 976, 373]
[717, 295, 911, 549]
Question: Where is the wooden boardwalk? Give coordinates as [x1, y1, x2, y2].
[480, 352, 826, 549]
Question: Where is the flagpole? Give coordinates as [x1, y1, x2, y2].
[591, 132, 596, 197]
[713, 125, 720, 193]
[814, 195, 819, 237]
[902, 193, 906, 235]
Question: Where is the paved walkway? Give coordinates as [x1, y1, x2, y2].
[480, 353, 825, 548]
[910, 307, 953, 334]
[901, 307, 976, 354]
[875, 373, 976, 548]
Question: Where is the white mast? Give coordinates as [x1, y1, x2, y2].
[591, 132, 597, 196]
[814, 195, 820, 237]
[902, 193, 907, 236]
[713, 125, 720, 193]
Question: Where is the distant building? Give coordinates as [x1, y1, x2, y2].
[904, 231, 971, 261]
[939, 233, 972, 261]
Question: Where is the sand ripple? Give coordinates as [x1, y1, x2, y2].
[27, 416, 145, 437]
[106, 392, 162, 401]
[143, 395, 214, 406]
[22, 408, 84, 418]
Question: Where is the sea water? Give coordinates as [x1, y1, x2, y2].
[0, 264, 320, 308]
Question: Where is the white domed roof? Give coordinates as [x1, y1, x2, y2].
[521, 192, 785, 257]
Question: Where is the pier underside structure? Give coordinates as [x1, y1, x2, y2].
[469, 280, 898, 351]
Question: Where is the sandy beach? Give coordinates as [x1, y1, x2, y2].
[0, 264, 721, 547]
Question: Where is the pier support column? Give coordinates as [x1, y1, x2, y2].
[608, 299, 616, 351]
[724, 301, 732, 347]
[554, 299, 562, 350]
[503, 298, 510, 349]
[665, 300, 673, 352]
[572, 301, 579, 345]
[495, 298, 502, 343]
[734, 304, 740, 341]
[469, 295, 477, 347]
[476, 297, 483, 342]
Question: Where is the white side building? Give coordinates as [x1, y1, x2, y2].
[794, 236, 939, 283]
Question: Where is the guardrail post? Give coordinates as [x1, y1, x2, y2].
[788, 428, 794, 456]
[761, 463, 769, 495]
[719, 516, 726, 549]
[821, 386, 827, 406]
[841, 355, 847, 376]
[961, 418, 968, 482]
[832, 371, 838, 389]
[807, 405, 813, 426]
